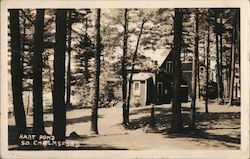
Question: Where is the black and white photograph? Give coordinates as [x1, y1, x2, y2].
[1, 0, 249, 158]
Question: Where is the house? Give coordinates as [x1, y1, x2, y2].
[129, 72, 155, 106]
[153, 49, 191, 104]
[106, 49, 192, 106]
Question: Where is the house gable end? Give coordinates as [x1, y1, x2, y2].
[159, 49, 174, 70]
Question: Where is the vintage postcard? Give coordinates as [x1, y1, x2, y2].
[0, 0, 249, 158]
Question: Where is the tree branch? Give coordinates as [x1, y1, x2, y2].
[21, 10, 35, 25]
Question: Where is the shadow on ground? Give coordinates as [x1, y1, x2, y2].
[9, 144, 127, 150]
[129, 105, 240, 149]
[8, 104, 240, 150]
[43, 115, 103, 127]
[8, 125, 127, 150]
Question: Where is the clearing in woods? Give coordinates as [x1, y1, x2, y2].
[8, 100, 240, 150]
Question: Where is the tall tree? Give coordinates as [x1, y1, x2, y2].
[235, 10, 240, 99]
[229, 25, 235, 106]
[171, 8, 183, 131]
[190, 11, 199, 129]
[122, 9, 129, 126]
[82, 11, 93, 83]
[219, 17, 224, 99]
[9, 9, 27, 136]
[229, 10, 239, 106]
[126, 17, 147, 126]
[214, 12, 224, 104]
[66, 11, 72, 107]
[91, 9, 101, 134]
[205, 14, 210, 113]
[33, 9, 45, 134]
[52, 9, 67, 141]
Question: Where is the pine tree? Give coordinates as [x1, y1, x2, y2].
[205, 13, 210, 113]
[170, 8, 183, 132]
[190, 10, 199, 129]
[33, 9, 45, 134]
[122, 9, 129, 126]
[213, 11, 224, 104]
[9, 9, 27, 137]
[91, 9, 101, 134]
[52, 9, 67, 141]
[229, 10, 239, 106]
[126, 17, 147, 126]
[66, 10, 72, 107]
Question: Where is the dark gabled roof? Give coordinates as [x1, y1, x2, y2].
[158, 49, 175, 68]
[158, 49, 192, 72]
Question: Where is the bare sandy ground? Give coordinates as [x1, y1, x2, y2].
[8, 100, 240, 150]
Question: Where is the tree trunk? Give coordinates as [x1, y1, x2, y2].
[227, 41, 233, 98]
[219, 17, 224, 101]
[229, 11, 239, 106]
[53, 9, 67, 141]
[214, 15, 223, 104]
[197, 61, 201, 100]
[21, 11, 26, 112]
[21, 11, 25, 89]
[10, 9, 27, 136]
[170, 8, 183, 132]
[236, 11, 240, 99]
[91, 9, 101, 134]
[122, 9, 129, 126]
[190, 11, 199, 129]
[66, 11, 72, 107]
[126, 18, 146, 126]
[205, 16, 210, 113]
[229, 26, 235, 106]
[33, 9, 45, 135]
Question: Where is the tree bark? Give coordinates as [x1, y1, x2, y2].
[53, 9, 67, 141]
[227, 41, 233, 98]
[229, 11, 239, 106]
[126, 18, 146, 126]
[219, 17, 224, 101]
[236, 11, 240, 99]
[91, 9, 101, 134]
[229, 26, 235, 106]
[197, 61, 201, 100]
[190, 11, 199, 129]
[66, 11, 72, 107]
[21, 11, 25, 89]
[214, 15, 223, 104]
[21, 11, 26, 112]
[10, 9, 27, 136]
[205, 15, 210, 114]
[122, 9, 129, 126]
[33, 9, 45, 134]
[170, 8, 183, 132]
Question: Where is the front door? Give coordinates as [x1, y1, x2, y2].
[157, 82, 163, 103]
[157, 81, 172, 104]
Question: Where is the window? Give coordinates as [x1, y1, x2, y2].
[133, 82, 140, 96]
[200, 66, 204, 74]
[166, 61, 173, 74]
[157, 82, 163, 95]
